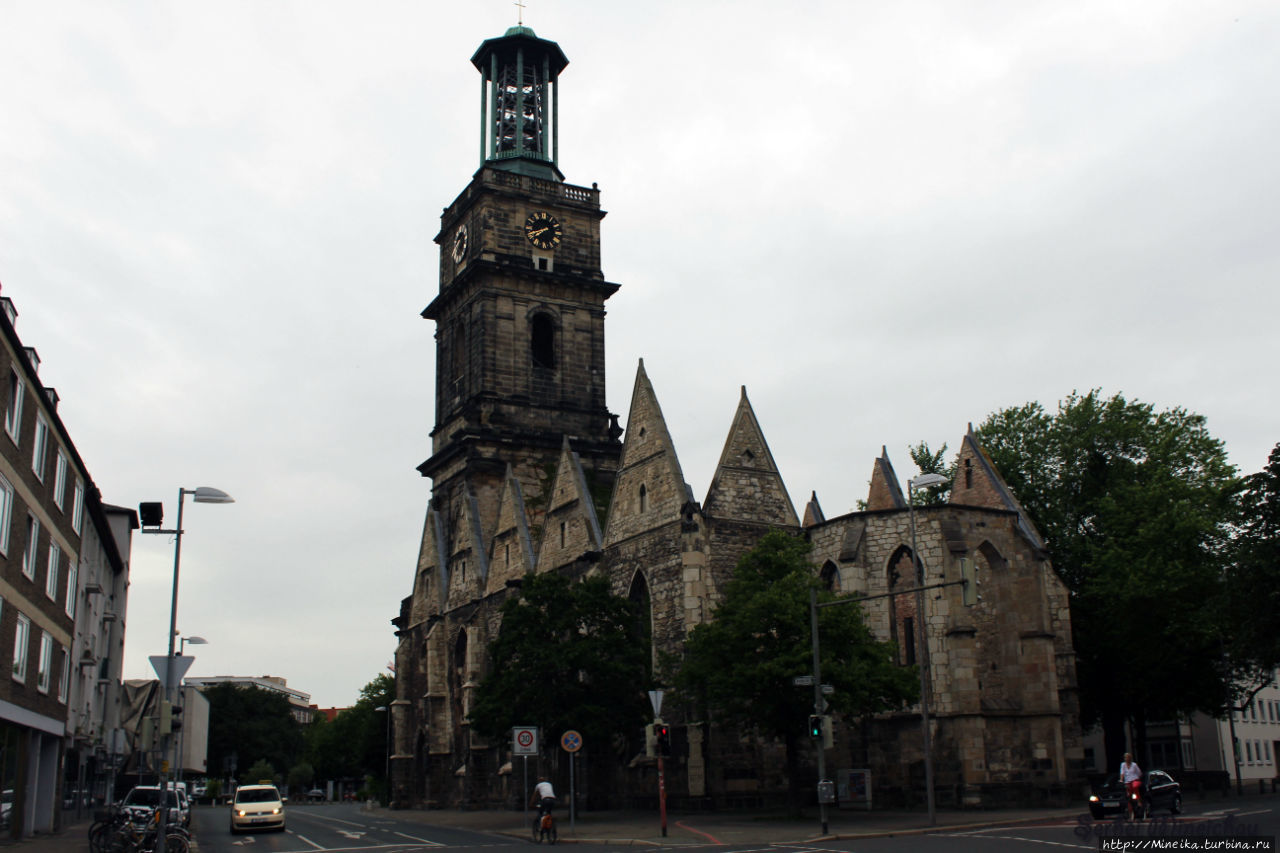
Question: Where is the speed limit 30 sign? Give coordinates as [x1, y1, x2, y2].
[513, 726, 538, 755]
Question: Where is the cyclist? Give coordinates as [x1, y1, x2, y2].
[1119, 752, 1142, 819]
[531, 775, 556, 820]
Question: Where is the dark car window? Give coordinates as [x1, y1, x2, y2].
[235, 788, 281, 804]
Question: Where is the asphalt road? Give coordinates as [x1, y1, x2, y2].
[189, 799, 1279, 853]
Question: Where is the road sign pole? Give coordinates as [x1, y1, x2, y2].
[658, 754, 668, 837]
[523, 755, 528, 823]
[569, 750, 576, 832]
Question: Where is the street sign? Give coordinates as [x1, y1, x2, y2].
[821, 684, 834, 694]
[560, 730, 583, 753]
[792, 675, 814, 687]
[512, 726, 538, 755]
[648, 690, 664, 717]
[149, 655, 194, 690]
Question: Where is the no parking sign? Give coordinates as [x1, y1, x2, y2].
[513, 726, 538, 755]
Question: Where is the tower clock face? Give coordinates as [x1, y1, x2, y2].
[451, 224, 469, 263]
[524, 211, 562, 250]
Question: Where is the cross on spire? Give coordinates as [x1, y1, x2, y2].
[514, 0, 526, 25]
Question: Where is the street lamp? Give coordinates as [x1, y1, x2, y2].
[178, 635, 208, 655]
[908, 472, 948, 826]
[175, 636, 208, 782]
[140, 486, 233, 840]
[375, 706, 390, 804]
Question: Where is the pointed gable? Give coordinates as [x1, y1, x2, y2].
[485, 465, 535, 596]
[866, 446, 908, 511]
[603, 360, 690, 547]
[951, 425, 1046, 552]
[536, 437, 606, 572]
[802, 491, 825, 528]
[703, 387, 798, 526]
[445, 483, 490, 610]
[409, 508, 450, 626]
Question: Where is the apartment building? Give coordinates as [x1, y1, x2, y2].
[0, 294, 133, 838]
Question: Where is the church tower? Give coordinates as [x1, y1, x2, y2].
[420, 25, 623, 533]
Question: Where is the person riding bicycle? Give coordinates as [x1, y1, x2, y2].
[531, 776, 556, 819]
[1119, 753, 1142, 817]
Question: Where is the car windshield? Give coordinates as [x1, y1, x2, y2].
[124, 789, 178, 808]
[236, 788, 281, 804]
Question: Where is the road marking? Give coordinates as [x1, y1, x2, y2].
[295, 811, 372, 828]
[292, 833, 324, 849]
[336, 829, 367, 839]
[393, 830, 445, 845]
[941, 832, 1092, 849]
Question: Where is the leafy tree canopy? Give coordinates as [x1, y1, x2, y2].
[976, 390, 1239, 762]
[205, 684, 304, 784]
[469, 572, 650, 749]
[666, 531, 917, 815]
[669, 531, 917, 736]
[1223, 442, 1280, 699]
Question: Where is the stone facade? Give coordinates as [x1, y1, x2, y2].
[390, 24, 1083, 813]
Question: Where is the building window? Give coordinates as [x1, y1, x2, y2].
[0, 473, 12, 555]
[1266, 741, 1274, 763]
[65, 559, 78, 619]
[639, 484, 648, 513]
[58, 645, 69, 703]
[559, 521, 566, 547]
[72, 480, 84, 536]
[22, 516, 40, 580]
[530, 313, 556, 369]
[32, 414, 49, 480]
[54, 450, 67, 510]
[12, 614, 29, 683]
[45, 542, 60, 600]
[37, 632, 53, 694]
[1246, 741, 1254, 763]
[4, 371, 23, 443]
[903, 616, 916, 665]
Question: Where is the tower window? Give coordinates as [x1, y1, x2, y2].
[531, 313, 556, 369]
[560, 521, 567, 547]
[639, 484, 648, 513]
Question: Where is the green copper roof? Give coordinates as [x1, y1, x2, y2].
[471, 27, 569, 76]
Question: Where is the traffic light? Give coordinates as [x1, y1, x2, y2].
[170, 703, 184, 733]
[656, 724, 670, 757]
[644, 724, 656, 758]
[808, 715, 822, 738]
[159, 700, 173, 736]
[821, 715, 834, 750]
[960, 558, 977, 606]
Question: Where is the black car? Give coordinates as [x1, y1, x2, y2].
[1088, 769, 1182, 819]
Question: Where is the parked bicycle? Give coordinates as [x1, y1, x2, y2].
[88, 805, 190, 853]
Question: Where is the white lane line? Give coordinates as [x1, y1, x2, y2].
[291, 811, 373, 828]
[291, 832, 324, 849]
[941, 832, 1092, 849]
[393, 830, 445, 845]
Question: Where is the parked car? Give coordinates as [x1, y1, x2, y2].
[1088, 769, 1182, 819]
[229, 784, 286, 833]
[121, 785, 189, 829]
[191, 780, 208, 800]
[306, 788, 325, 802]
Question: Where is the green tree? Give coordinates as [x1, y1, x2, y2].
[303, 674, 395, 800]
[205, 684, 304, 786]
[667, 531, 917, 816]
[1222, 443, 1280, 702]
[243, 759, 277, 786]
[976, 390, 1238, 768]
[908, 441, 953, 504]
[287, 761, 315, 792]
[469, 572, 649, 752]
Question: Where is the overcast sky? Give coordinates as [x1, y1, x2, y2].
[1, 1, 1276, 709]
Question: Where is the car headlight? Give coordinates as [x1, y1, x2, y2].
[1089, 795, 1098, 802]
[272, 807, 281, 814]
[236, 809, 247, 817]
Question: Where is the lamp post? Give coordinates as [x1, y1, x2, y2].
[140, 486, 233, 847]
[908, 472, 947, 827]
[375, 706, 390, 804]
[175, 636, 208, 782]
